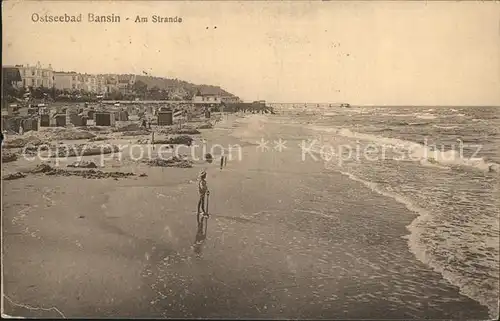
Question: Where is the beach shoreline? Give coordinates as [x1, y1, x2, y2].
[1, 113, 494, 319]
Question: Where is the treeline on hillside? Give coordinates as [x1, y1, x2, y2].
[2, 71, 236, 103]
[133, 75, 233, 97]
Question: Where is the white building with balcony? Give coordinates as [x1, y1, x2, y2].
[14, 62, 54, 88]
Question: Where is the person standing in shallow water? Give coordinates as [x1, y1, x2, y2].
[197, 170, 209, 222]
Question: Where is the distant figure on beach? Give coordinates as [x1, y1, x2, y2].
[141, 118, 147, 129]
[197, 170, 209, 222]
[220, 149, 225, 170]
[19, 121, 24, 135]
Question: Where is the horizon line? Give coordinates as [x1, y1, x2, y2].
[267, 103, 500, 107]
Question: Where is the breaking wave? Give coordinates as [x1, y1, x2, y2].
[325, 169, 499, 319]
[311, 126, 500, 173]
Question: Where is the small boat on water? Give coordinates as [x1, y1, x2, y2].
[340, 103, 351, 108]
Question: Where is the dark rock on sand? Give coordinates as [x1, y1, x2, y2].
[67, 161, 98, 169]
[112, 123, 141, 132]
[145, 156, 193, 168]
[88, 136, 109, 142]
[22, 144, 52, 155]
[176, 128, 201, 135]
[53, 129, 96, 140]
[51, 144, 119, 158]
[69, 170, 135, 179]
[196, 122, 213, 129]
[122, 130, 151, 137]
[204, 153, 213, 163]
[3, 136, 46, 149]
[31, 164, 55, 174]
[31, 164, 135, 179]
[3, 172, 27, 180]
[85, 126, 112, 134]
[154, 135, 194, 146]
[159, 126, 201, 135]
[2, 151, 18, 163]
[30, 164, 135, 179]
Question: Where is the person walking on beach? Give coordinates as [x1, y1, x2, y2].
[19, 119, 25, 135]
[220, 149, 225, 170]
[197, 170, 209, 222]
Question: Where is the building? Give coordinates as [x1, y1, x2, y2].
[2, 67, 22, 87]
[54, 72, 82, 91]
[53, 73, 109, 94]
[104, 75, 118, 93]
[220, 95, 241, 104]
[11, 62, 54, 88]
[116, 74, 136, 94]
[96, 76, 107, 94]
[192, 94, 221, 105]
[81, 74, 97, 93]
[117, 75, 130, 93]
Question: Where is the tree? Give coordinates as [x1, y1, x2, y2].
[17, 86, 26, 97]
[158, 89, 169, 100]
[132, 80, 148, 99]
[148, 86, 161, 100]
[33, 86, 52, 99]
[2, 67, 22, 103]
[108, 90, 124, 100]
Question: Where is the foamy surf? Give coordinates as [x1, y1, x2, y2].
[312, 126, 500, 173]
[301, 106, 499, 318]
[433, 125, 459, 130]
[328, 168, 499, 319]
[416, 113, 437, 120]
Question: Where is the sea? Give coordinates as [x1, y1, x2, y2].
[247, 105, 499, 317]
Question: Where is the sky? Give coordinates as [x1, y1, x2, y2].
[3, 0, 500, 105]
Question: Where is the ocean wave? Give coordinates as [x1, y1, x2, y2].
[387, 121, 410, 126]
[313, 127, 500, 173]
[419, 159, 450, 170]
[407, 209, 500, 320]
[433, 125, 459, 130]
[416, 113, 437, 120]
[409, 122, 431, 126]
[381, 113, 409, 117]
[328, 170, 499, 318]
[443, 113, 467, 118]
[381, 121, 431, 127]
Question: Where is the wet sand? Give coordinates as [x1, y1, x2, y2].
[1, 115, 491, 318]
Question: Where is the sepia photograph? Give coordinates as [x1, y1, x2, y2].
[1, 0, 499, 319]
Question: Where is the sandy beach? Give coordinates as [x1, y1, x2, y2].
[1, 113, 492, 319]
[3, 1, 500, 318]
